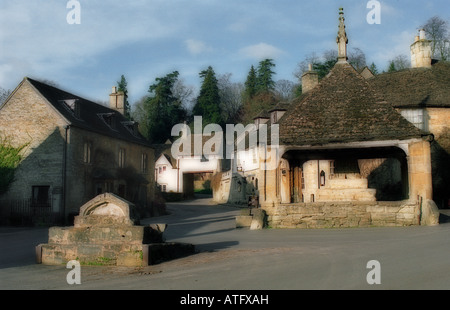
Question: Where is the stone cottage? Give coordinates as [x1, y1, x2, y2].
[368, 30, 450, 209]
[215, 8, 440, 228]
[0, 78, 155, 224]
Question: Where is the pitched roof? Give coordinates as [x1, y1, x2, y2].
[278, 62, 425, 146]
[368, 61, 450, 108]
[25, 77, 152, 147]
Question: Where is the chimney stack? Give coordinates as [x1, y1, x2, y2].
[109, 86, 126, 115]
[410, 29, 432, 68]
[301, 64, 319, 93]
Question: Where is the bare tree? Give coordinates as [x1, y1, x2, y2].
[388, 54, 410, 72]
[422, 16, 450, 60]
[0, 87, 11, 105]
[293, 52, 321, 79]
[217, 73, 244, 124]
[274, 79, 296, 101]
[172, 78, 195, 113]
[348, 47, 367, 71]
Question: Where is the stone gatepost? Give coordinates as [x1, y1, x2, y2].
[37, 193, 194, 266]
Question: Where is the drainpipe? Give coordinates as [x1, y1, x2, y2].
[62, 125, 70, 225]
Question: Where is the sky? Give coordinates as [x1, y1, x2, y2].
[1, 0, 449, 107]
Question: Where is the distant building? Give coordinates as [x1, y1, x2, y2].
[153, 135, 223, 197]
[0, 78, 155, 224]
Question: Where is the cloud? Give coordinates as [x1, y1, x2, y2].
[185, 39, 214, 55]
[239, 43, 285, 60]
[0, 1, 177, 89]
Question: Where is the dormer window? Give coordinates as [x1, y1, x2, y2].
[60, 99, 81, 119]
[122, 121, 139, 136]
[98, 113, 117, 130]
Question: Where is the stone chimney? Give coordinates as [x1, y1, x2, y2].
[109, 86, 126, 115]
[301, 63, 319, 93]
[410, 29, 432, 68]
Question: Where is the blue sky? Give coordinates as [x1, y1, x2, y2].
[1, 0, 449, 106]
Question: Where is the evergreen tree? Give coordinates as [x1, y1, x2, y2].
[117, 75, 132, 120]
[192, 66, 222, 126]
[369, 62, 379, 75]
[387, 61, 396, 73]
[243, 65, 257, 100]
[256, 59, 276, 93]
[145, 71, 187, 143]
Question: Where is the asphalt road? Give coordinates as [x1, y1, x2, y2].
[1, 197, 450, 290]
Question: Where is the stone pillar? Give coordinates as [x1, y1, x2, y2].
[407, 139, 433, 200]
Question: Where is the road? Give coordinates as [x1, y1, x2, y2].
[1, 197, 450, 290]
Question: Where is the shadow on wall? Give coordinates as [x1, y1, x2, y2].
[431, 130, 450, 209]
[367, 157, 406, 201]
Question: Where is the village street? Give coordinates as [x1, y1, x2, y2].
[1, 197, 450, 291]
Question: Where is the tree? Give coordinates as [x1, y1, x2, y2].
[369, 62, 379, 75]
[387, 55, 410, 72]
[256, 59, 276, 93]
[142, 71, 187, 143]
[422, 16, 450, 61]
[192, 66, 222, 126]
[218, 73, 244, 124]
[0, 136, 28, 195]
[295, 48, 367, 80]
[117, 75, 132, 120]
[274, 79, 296, 101]
[348, 47, 367, 71]
[0, 87, 11, 105]
[387, 61, 396, 73]
[243, 65, 257, 101]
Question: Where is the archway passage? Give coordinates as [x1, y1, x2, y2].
[183, 172, 214, 199]
[280, 146, 409, 203]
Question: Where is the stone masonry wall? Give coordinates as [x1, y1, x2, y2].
[0, 80, 67, 204]
[263, 201, 420, 228]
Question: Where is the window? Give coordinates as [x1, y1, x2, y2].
[32, 186, 50, 207]
[99, 113, 117, 130]
[162, 184, 167, 192]
[400, 109, 427, 131]
[141, 153, 148, 173]
[329, 160, 335, 177]
[83, 142, 92, 164]
[320, 170, 326, 187]
[118, 148, 126, 168]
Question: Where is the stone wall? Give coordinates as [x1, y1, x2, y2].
[263, 201, 421, 228]
[0, 80, 67, 208]
[66, 126, 155, 216]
